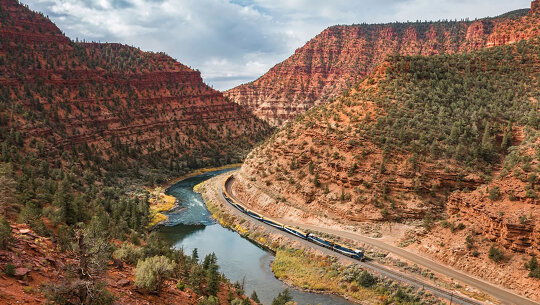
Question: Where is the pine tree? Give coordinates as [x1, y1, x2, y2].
[205, 253, 220, 296]
[272, 289, 293, 305]
[500, 122, 512, 151]
[251, 291, 261, 304]
[481, 123, 492, 151]
[191, 248, 199, 262]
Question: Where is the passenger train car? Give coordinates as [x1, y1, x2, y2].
[222, 184, 364, 261]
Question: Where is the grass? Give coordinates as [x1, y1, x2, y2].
[272, 248, 379, 303]
[147, 189, 177, 227]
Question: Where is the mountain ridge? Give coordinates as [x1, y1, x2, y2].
[225, 1, 540, 126]
[0, 0, 271, 174]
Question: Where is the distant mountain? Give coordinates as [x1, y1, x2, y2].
[226, 1, 540, 126]
[0, 0, 270, 176]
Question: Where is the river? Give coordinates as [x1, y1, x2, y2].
[158, 168, 356, 305]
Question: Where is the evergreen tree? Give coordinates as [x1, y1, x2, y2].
[251, 291, 261, 304]
[272, 289, 293, 305]
[191, 248, 199, 262]
[205, 253, 220, 296]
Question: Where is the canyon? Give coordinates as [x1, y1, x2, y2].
[2, 0, 540, 304]
[226, 2, 540, 126]
[0, 0, 267, 303]
[0, 0, 270, 173]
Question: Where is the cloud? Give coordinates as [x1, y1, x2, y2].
[24, 0, 532, 90]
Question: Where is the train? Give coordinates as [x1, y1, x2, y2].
[222, 190, 364, 261]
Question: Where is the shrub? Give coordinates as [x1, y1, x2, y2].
[488, 246, 505, 263]
[135, 256, 176, 292]
[4, 263, 15, 277]
[230, 299, 244, 305]
[42, 281, 114, 305]
[176, 280, 185, 291]
[113, 243, 144, 265]
[0, 216, 12, 249]
[272, 289, 293, 305]
[251, 291, 261, 304]
[465, 235, 474, 250]
[357, 271, 377, 288]
[488, 187, 501, 201]
[525, 256, 540, 278]
[198, 296, 219, 305]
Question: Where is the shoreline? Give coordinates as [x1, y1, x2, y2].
[193, 176, 360, 303]
[149, 164, 242, 228]
[161, 163, 242, 192]
[194, 173, 423, 305]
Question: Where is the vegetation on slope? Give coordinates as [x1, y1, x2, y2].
[0, 0, 267, 303]
[245, 37, 540, 221]
[367, 39, 540, 171]
[226, 3, 540, 125]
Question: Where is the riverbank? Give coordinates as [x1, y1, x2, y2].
[148, 164, 242, 227]
[162, 163, 242, 191]
[195, 172, 443, 305]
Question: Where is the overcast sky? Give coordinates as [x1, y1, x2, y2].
[23, 0, 532, 90]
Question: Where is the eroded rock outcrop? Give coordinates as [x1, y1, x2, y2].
[0, 0, 270, 170]
[226, 3, 540, 125]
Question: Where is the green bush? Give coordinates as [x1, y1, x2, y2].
[176, 280, 185, 291]
[0, 216, 12, 249]
[198, 296, 219, 305]
[488, 246, 505, 263]
[525, 256, 540, 278]
[4, 263, 15, 277]
[251, 291, 261, 304]
[357, 271, 378, 288]
[488, 187, 501, 201]
[113, 243, 144, 265]
[135, 256, 176, 292]
[272, 289, 293, 305]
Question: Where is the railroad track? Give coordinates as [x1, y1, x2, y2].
[220, 174, 488, 305]
[360, 260, 484, 305]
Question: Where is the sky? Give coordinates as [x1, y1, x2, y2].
[23, 0, 533, 90]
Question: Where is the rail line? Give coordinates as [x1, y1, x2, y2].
[221, 174, 487, 305]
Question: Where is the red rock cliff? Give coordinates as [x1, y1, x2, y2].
[226, 5, 540, 126]
[0, 0, 270, 169]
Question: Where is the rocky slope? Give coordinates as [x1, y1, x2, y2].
[0, 0, 270, 173]
[238, 22, 540, 298]
[226, 1, 540, 125]
[0, 223, 249, 305]
[0, 1, 267, 304]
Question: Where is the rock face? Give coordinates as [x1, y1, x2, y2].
[225, 5, 539, 126]
[0, 0, 270, 170]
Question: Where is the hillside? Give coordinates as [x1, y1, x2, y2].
[0, 0, 270, 179]
[237, 31, 540, 299]
[225, 1, 540, 126]
[0, 0, 267, 303]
